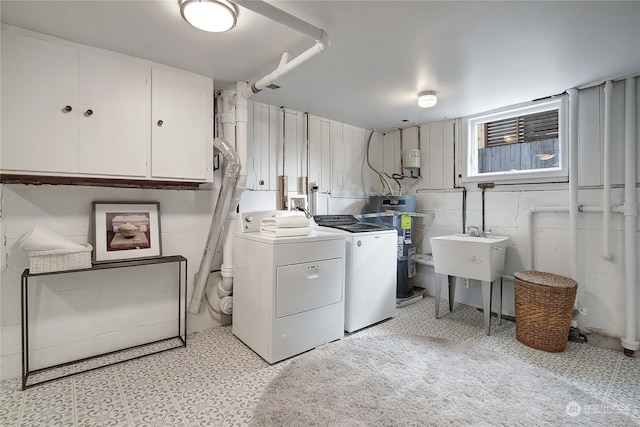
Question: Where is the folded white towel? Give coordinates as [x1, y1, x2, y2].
[18, 225, 87, 252]
[260, 226, 312, 237]
[260, 215, 310, 228]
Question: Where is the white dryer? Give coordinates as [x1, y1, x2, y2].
[313, 215, 397, 332]
[232, 211, 346, 364]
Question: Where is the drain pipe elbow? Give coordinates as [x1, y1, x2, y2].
[317, 29, 331, 52]
[216, 140, 241, 177]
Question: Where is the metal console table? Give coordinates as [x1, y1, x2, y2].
[21, 255, 187, 389]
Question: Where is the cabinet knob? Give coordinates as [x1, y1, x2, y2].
[84, 109, 93, 117]
[157, 120, 164, 127]
[64, 105, 72, 112]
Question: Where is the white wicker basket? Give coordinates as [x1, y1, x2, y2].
[28, 244, 93, 274]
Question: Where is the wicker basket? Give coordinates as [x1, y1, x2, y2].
[28, 244, 93, 274]
[514, 271, 577, 352]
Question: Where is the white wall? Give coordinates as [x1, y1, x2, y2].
[2, 79, 637, 381]
[411, 79, 640, 345]
[0, 184, 221, 379]
[0, 103, 374, 381]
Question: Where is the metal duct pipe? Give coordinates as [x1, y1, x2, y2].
[621, 76, 639, 355]
[602, 81, 613, 260]
[192, 1, 329, 316]
[189, 138, 241, 314]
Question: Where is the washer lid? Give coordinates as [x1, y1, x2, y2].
[314, 215, 393, 233]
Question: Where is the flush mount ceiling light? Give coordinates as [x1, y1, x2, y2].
[180, 0, 239, 33]
[417, 91, 438, 108]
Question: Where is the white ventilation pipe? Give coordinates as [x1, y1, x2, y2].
[527, 205, 624, 270]
[216, 90, 238, 294]
[234, 0, 330, 97]
[621, 76, 638, 355]
[205, 90, 241, 316]
[567, 88, 579, 281]
[602, 81, 613, 260]
[190, 0, 330, 316]
[219, 89, 237, 297]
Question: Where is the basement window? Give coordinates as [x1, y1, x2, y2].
[463, 97, 568, 184]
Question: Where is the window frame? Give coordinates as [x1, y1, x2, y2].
[462, 96, 569, 184]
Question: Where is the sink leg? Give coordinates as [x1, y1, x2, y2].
[435, 274, 442, 318]
[481, 280, 493, 335]
[497, 277, 503, 326]
[448, 275, 456, 312]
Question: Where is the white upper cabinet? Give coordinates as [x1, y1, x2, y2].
[1, 30, 80, 173]
[151, 68, 213, 181]
[0, 26, 213, 183]
[78, 52, 148, 177]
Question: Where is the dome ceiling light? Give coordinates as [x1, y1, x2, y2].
[417, 91, 438, 108]
[180, 0, 239, 33]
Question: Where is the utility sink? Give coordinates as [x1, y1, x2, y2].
[430, 233, 510, 335]
[430, 234, 509, 282]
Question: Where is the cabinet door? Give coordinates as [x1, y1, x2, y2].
[151, 68, 212, 181]
[79, 52, 149, 177]
[1, 30, 80, 173]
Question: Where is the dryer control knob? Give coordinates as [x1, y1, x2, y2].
[245, 216, 253, 222]
[357, 240, 362, 247]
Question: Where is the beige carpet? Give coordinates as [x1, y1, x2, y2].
[251, 334, 634, 426]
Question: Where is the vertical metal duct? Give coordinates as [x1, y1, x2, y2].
[190, 0, 330, 316]
[189, 138, 241, 314]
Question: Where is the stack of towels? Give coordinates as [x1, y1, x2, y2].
[260, 213, 311, 237]
[18, 225, 87, 251]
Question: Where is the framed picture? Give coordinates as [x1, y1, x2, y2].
[92, 202, 162, 263]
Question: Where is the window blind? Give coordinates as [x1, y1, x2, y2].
[485, 110, 558, 146]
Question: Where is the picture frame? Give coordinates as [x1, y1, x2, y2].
[92, 201, 162, 263]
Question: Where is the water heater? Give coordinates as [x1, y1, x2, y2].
[366, 195, 417, 299]
[403, 149, 421, 170]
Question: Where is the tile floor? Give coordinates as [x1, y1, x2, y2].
[1, 296, 638, 426]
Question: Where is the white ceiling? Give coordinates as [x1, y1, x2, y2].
[2, 1, 639, 132]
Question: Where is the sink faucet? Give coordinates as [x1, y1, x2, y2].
[466, 226, 484, 237]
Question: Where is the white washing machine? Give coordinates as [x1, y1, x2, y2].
[232, 211, 346, 364]
[313, 215, 397, 332]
